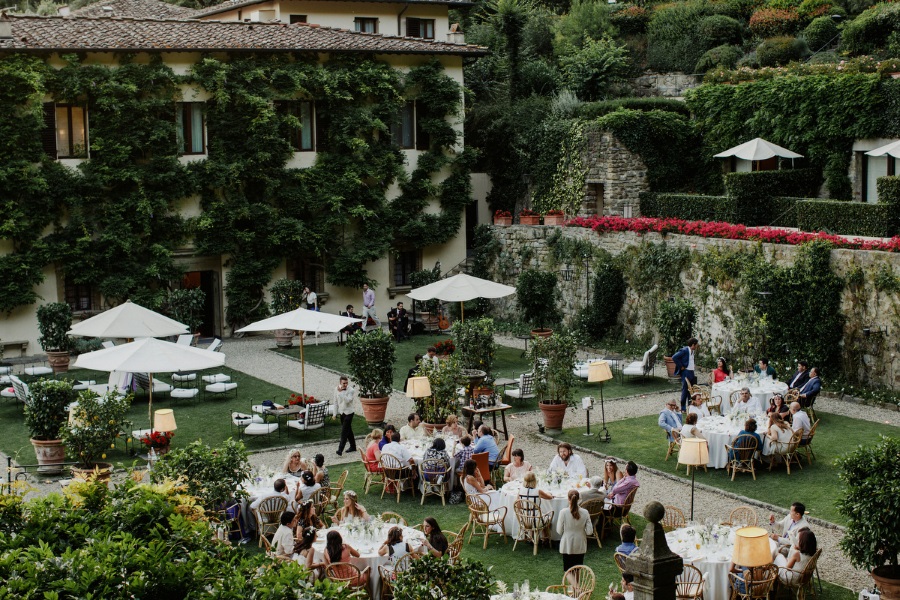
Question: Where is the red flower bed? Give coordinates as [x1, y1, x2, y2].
[568, 215, 900, 252]
[289, 393, 319, 406]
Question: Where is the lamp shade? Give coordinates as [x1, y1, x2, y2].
[678, 438, 709, 466]
[154, 409, 177, 433]
[407, 376, 432, 398]
[587, 360, 613, 383]
[733, 527, 772, 567]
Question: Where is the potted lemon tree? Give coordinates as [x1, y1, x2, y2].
[529, 331, 578, 433]
[24, 379, 77, 474]
[61, 390, 132, 481]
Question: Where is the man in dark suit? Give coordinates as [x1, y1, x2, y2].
[671, 337, 699, 412]
[798, 367, 821, 408]
[787, 360, 810, 390]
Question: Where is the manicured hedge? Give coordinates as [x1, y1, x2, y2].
[724, 168, 822, 224]
[798, 199, 893, 237]
[878, 176, 900, 233]
[841, 2, 900, 56]
[578, 97, 691, 119]
[640, 192, 732, 221]
[769, 196, 802, 227]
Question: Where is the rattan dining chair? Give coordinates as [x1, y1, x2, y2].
[253, 495, 288, 548]
[379, 553, 415, 600]
[579, 498, 606, 549]
[325, 562, 371, 597]
[723, 505, 758, 528]
[466, 492, 507, 549]
[446, 523, 467, 563]
[380, 511, 408, 527]
[666, 428, 683, 463]
[769, 429, 804, 475]
[359, 449, 385, 496]
[614, 552, 629, 574]
[326, 469, 349, 513]
[662, 505, 686, 532]
[513, 498, 554, 555]
[777, 548, 822, 600]
[802, 420, 820, 464]
[380, 453, 417, 502]
[599, 486, 638, 541]
[676, 563, 705, 600]
[546, 565, 596, 600]
[729, 564, 777, 600]
[419, 458, 451, 506]
[725, 434, 759, 481]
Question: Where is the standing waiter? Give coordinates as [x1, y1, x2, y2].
[334, 376, 358, 456]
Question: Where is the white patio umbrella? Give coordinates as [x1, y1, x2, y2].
[865, 140, 900, 159]
[406, 273, 516, 321]
[714, 137, 803, 168]
[235, 309, 363, 397]
[73, 337, 224, 427]
[68, 300, 189, 339]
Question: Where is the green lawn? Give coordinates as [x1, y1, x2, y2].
[274, 337, 678, 414]
[556, 411, 899, 525]
[1, 367, 368, 468]
[318, 463, 853, 599]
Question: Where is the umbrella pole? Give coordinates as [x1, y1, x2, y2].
[299, 331, 306, 397]
[460, 301, 464, 322]
[149, 373, 154, 429]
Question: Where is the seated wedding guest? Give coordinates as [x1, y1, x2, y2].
[549, 442, 588, 478]
[365, 429, 383, 471]
[622, 574, 635, 600]
[463, 458, 495, 494]
[688, 392, 711, 419]
[312, 453, 330, 488]
[767, 393, 790, 416]
[271, 511, 297, 560]
[400, 413, 427, 440]
[297, 471, 321, 502]
[379, 424, 396, 450]
[504, 449, 533, 482]
[382, 431, 416, 471]
[764, 413, 794, 459]
[520, 471, 554, 542]
[473, 424, 500, 466]
[250, 478, 294, 529]
[606, 461, 640, 507]
[616, 524, 638, 556]
[769, 502, 811, 551]
[775, 528, 817, 585]
[378, 526, 414, 568]
[787, 361, 810, 390]
[789, 402, 812, 444]
[798, 367, 821, 407]
[294, 498, 324, 531]
[423, 437, 451, 467]
[680, 412, 705, 439]
[711, 357, 732, 383]
[332, 490, 370, 525]
[282, 450, 308, 477]
[323, 530, 368, 587]
[728, 419, 762, 462]
[418, 517, 449, 558]
[733, 388, 754, 413]
[294, 526, 324, 580]
[602, 459, 623, 489]
[754, 357, 776, 378]
[442, 414, 467, 439]
[578, 476, 606, 502]
[658, 399, 682, 441]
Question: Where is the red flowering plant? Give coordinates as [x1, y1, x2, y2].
[545, 209, 565, 216]
[519, 209, 538, 217]
[289, 393, 318, 406]
[434, 339, 456, 355]
[141, 430, 174, 449]
[494, 209, 512, 218]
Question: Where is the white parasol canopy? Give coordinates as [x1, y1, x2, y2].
[407, 273, 516, 321]
[865, 140, 900, 159]
[236, 309, 363, 396]
[68, 300, 189, 338]
[74, 337, 224, 427]
[713, 138, 803, 161]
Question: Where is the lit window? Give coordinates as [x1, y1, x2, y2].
[406, 18, 435, 39]
[354, 17, 377, 33]
[176, 102, 205, 155]
[55, 105, 88, 158]
[275, 100, 315, 151]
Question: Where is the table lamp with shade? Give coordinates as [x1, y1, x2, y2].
[733, 526, 773, 567]
[587, 360, 613, 442]
[677, 438, 709, 521]
[406, 376, 432, 423]
[154, 408, 177, 434]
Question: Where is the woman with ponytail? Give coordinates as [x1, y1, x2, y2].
[556, 489, 592, 574]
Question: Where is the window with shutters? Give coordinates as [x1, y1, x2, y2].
[391, 102, 416, 149]
[406, 18, 435, 39]
[354, 17, 377, 33]
[42, 104, 88, 159]
[176, 102, 206, 155]
[275, 100, 315, 151]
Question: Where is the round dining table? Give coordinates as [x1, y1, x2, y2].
[712, 378, 788, 414]
[400, 435, 459, 491]
[499, 477, 598, 541]
[695, 412, 770, 469]
[491, 592, 573, 600]
[312, 521, 426, 600]
[666, 524, 777, 600]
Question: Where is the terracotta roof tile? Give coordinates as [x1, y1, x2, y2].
[192, 0, 473, 20]
[71, 0, 196, 20]
[0, 15, 488, 55]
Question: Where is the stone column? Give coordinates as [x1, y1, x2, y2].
[625, 501, 684, 600]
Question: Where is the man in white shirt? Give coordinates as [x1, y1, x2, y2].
[687, 392, 711, 419]
[732, 388, 754, 413]
[789, 402, 811, 442]
[426, 347, 440, 366]
[335, 376, 358, 457]
[399, 412, 427, 440]
[548, 442, 588, 478]
[769, 502, 811, 550]
[249, 478, 293, 532]
[271, 511, 296, 559]
[381, 431, 416, 478]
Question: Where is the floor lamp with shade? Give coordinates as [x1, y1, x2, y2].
[678, 438, 709, 521]
[406, 376, 432, 426]
[733, 526, 773, 567]
[587, 360, 613, 442]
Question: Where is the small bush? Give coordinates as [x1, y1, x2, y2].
[803, 15, 840, 49]
[578, 97, 692, 119]
[798, 199, 893, 236]
[757, 35, 808, 65]
[767, 0, 802, 9]
[697, 14, 745, 46]
[647, 1, 717, 72]
[575, 252, 626, 343]
[696, 44, 746, 71]
[842, 2, 900, 55]
[749, 7, 804, 36]
[798, 0, 834, 19]
[724, 0, 768, 21]
[610, 4, 651, 34]
[560, 36, 631, 101]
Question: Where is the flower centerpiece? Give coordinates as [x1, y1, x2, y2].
[538, 467, 571, 489]
[141, 430, 174, 453]
[518, 208, 540, 225]
[345, 515, 384, 540]
[494, 209, 512, 226]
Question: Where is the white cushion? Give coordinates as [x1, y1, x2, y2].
[622, 361, 647, 376]
[232, 412, 265, 426]
[72, 380, 96, 391]
[0, 366, 11, 375]
[1, 388, 15, 398]
[202, 373, 231, 384]
[172, 373, 197, 382]
[206, 382, 237, 394]
[244, 423, 278, 436]
[171, 388, 199, 399]
[132, 428, 152, 441]
[24, 366, 53, 376]
[0, 376, 11, 385]
[505, 389, 534, 399]
[286, 418, 324, 432]
[151, 381, 174, 393]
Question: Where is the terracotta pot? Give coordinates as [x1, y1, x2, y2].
[531, 328, 553, 338]
[494, 216, 512, 226]
[873, 566, 900, 600]
[30, 438, 66, 474]
[543, 215, 565, 226]
[422, 422, 442, 436]
[274, 329, 295, 349]
[71, 462, 114, 483]
[47, 350, 70, 374]
[539, 401, 568, 433]
[664, 356, 679, 378]
[519, 215, 540, 225]
[360, 396, 390, 427]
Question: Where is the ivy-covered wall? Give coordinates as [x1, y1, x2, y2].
[482, 225, 900, 390]
[0, 51, 472, 340]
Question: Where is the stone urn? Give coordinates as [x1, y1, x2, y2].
[47, 350, 71, 374]
[274, 329, 295, 348]
[531, 328, 553, 338]
[664, 356, 677, 378]
[30, 438, 66, 474]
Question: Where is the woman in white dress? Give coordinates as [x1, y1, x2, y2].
[680, 412, 705, 439]
[556, 489, 593, 575]
[378, 525, 414, 568]
[774, 528, 816, 585]
[764, 412, 794, 457]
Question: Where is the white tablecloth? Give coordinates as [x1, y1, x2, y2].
[695, 414, 768, 469]
[312, 523, 425, 600]
[713, 379, 788, 414]
[492, 593, 573, 600]
[401, 436, 459, 492]
[666, 525, 778, 600]
[499, 478, 598, 541]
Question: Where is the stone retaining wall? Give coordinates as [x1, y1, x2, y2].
[629, 72, 703, 98]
